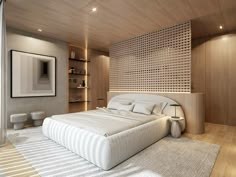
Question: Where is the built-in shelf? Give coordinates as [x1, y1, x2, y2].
[68, 46, 91, 113]
[69, 73, 90, 76]
[69, 87, 89, 89]
[69, 100, 91, 103]
[69, 58, 90, 62]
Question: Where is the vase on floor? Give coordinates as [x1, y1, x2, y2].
[171, 121, 181, 138]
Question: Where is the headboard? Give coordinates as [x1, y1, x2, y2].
[107, 92, 205, 135]
[108, 94, 185, 130]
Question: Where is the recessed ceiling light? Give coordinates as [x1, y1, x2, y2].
[219, 25, 223, 30]
[37, 29, 42, 32]
[92, 7, 97, 12]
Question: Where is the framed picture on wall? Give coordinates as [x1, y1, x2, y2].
[10, 50, 56, 98]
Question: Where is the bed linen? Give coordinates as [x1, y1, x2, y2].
[49, 109, 163, 136]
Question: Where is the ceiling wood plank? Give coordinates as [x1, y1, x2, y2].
[5, 0, 236, 51]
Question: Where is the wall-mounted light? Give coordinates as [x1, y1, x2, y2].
[219, 25, 223, 30]
[92, 7, 97, 12]
[37, 29, 42, 32]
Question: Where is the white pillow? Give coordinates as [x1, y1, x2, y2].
[133, 102, 155, 115]
[152, 102, 168, 115]
[107, 99, 133, 110]
[116, 99, 133, 105]
[118, 104, 134, 111]
[107, 102, 120, 110]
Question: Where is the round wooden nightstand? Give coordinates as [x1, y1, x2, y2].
[169, 117, 184, 138]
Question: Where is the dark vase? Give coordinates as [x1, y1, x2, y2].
[82, 80, 86, 87]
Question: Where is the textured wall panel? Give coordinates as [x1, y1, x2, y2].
[110, 22, 191, 93]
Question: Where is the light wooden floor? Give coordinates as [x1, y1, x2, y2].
[0, 141, 40, 177]
[184, 123, 236, 177]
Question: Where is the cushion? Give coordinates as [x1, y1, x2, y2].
[152, 102, 168, 115]
[107, 99, 133, 110]
[107, 101, 120, 110]
[115, 99, 133, 105]
[133, 102, 156, 115]
[118, 104, 135, 111]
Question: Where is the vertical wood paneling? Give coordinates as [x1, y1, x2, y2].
[227, 34, 236, 125]
[192, 33, 236, 126]
[87, 50, 109, 110]
[191, 39, 206, 93]
[205, 36, 228, 124]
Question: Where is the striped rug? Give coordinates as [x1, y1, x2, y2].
[0, 127, 220, 177]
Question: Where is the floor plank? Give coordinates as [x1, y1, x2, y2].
[184, 123, 236, 177]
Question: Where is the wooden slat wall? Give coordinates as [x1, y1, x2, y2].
[110, 22, 191, 93]
[192, 33, 236, 126]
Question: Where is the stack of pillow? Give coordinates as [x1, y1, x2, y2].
[107, 98, 168, 115]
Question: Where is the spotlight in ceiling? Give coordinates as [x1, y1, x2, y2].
[92, 7, 97, 12]
[37, 29, 42, 32]
[219, 25, 223, 30]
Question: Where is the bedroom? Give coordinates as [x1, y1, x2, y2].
[0, 0, 235, 177]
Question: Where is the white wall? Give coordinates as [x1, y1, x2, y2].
[6, 28, 68, 128]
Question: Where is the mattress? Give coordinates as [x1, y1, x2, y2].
[42, 111, 170, 170]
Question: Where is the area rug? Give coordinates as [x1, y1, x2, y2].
[1, 127, 220, 177]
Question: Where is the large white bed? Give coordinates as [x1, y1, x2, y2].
[42, 94, 185, 170]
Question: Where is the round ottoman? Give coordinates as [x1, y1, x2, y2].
[10, 113, 27, 130]
[30, 111, 46, 126]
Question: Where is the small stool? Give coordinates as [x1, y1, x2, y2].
[30, 111, 46, 126]
[10, 113, 27, 130]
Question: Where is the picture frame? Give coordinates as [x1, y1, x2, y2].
[10, 50, 56, 98]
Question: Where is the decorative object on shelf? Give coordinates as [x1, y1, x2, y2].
[70, 51, 75, 59]
[170, 117, 184, 138]
[170, 104, 181, 118]
[82, 80, 86, 87]
[11, 50, 56, 98]
[70, 67, 75, 74]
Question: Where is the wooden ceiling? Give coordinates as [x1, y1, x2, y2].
[192, 7, 236, 39]
[5, 0, 236, 51]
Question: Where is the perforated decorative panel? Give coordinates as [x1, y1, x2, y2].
[109, 21, 191, 93]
